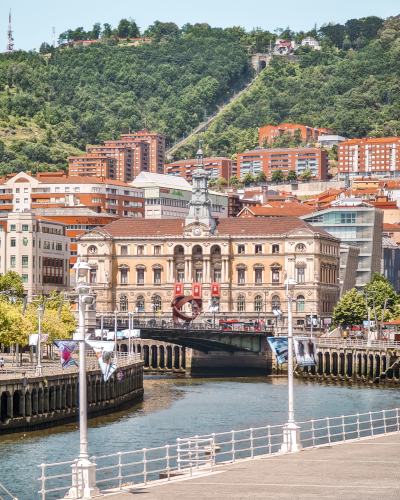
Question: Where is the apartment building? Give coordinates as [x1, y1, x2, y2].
[338, 137, 400, 180]
[237, 147, 329, 181]
[68, 130, 166, 182]
[131, 172, 229, 219]
[166, 157, 237, 182]
[259, 123, 333, 146]
[0, 212, 70, 295]
[0, 172, 145, 218]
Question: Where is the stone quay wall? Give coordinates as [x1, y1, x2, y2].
[296, 345, 400, 384]
[0, 360, 144, 436]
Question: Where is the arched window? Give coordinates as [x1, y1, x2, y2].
[237, 294, 245, 312]
[254, 295, 263, 312]
[136, 295, 145, 311]
[212, 245, 221, 254]
[120, 295, 128, 312]
[175, 245, 184, 254]
[271, 295, 281, 311]
[296, 295, 305, 312]
[152, 294, 162, 311]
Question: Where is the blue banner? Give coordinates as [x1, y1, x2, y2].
[267, 337, 289, 365]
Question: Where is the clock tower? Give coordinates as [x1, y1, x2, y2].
[185, 141, 216, 233]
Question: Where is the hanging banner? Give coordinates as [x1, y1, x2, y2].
[72, 332, 92, 341]
[86, 340, 117, 382]
[107, 331, 115, 341]
[192, 283, 202, 299]
[174, 283, 184, 297]
[94, 329, 108, 338]
[29, 334, 49, 346]
[267, 337, 289, 365]
[211, 283, 221, 297]
[52, 340, 78, 369]
[122, 329, 141, 338]
[294, 337, 317, 366]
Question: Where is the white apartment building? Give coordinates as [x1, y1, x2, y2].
[130, 172, 229, 219]
[0, 212, 70, 295]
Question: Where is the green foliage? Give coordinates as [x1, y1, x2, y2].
[363, 272, 400, 321]
[333, 288, 368, 326]
[300, 168, 313, 180]
[208, 177, 216, 187]
[242, 172, 255, 185]
[286, 170, 298, 181]
[216, 177, 227, 186]
[229, 174, 239, 186]
[255, 171, 267, 183]
[271, 169, 285, 182]
[0, 270, 24, 297]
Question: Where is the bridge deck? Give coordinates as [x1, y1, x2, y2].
[96, 432, 400, 500]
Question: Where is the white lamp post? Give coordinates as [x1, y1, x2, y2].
[310, 306, 313, 339]
[72, 259, 99, 498]
[36, 306, 43, 376]
[281, 276, 302, 453]
[100, 312, 104, 341]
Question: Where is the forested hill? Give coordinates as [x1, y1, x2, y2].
[172, 15, 400, 161]
[0, 25, 252, 176]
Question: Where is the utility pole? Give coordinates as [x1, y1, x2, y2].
[6, 9, 14, 53]
[52, 27, 56, 48]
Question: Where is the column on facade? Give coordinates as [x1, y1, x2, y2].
[222, 258, 229, 283]
[322, 351, 326, 375]
[338, 352, 343, 376]
[167, 258, 173, 283]
[367, 355, 372, 379]
[203, 257, 210, 283]
[185, 258, 192, 283]
[344, 352, 349, 377]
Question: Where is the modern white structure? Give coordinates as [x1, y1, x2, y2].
[318, 135, 348, 149]
[301, 36, 321, 50]
[130, 172, 229, 219]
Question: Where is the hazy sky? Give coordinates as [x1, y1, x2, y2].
[2, 0, 399, 52]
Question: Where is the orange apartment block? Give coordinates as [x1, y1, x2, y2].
[259, 123, 333, 146]
[338, 137, 400, 179]
[68, 130, 166, 182]
[237, 147, 329, 181]
[165, 157, 237, 182]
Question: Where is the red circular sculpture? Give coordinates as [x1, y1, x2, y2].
[171, 295, 202, 323]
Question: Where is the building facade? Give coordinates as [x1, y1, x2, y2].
[338, 137, 400, 180]
[259, 123, 333, 146]
[131, 172, 229, 219]
[302, 199, 383, 289]
[381, 234, 400, 293]
[78, 149, 341, 327]
[165, 157, 237, 183]
[0, 212, 70, 295]
[237, 147, 329, 181]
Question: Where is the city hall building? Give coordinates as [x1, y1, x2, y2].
[78, 149, 341, 327]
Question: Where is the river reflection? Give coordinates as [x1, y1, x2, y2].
[1, 376, 400, 499]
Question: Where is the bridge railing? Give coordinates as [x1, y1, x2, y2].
[0, 482, 18, 499]
[316, 339, 400, 349]
[37, 406, 400, 499]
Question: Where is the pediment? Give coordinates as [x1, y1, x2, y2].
[77, 230, 111, 241]
[287, 227, 315, 237]
[183, 221, 211, 238]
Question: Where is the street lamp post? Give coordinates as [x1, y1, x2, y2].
[310, 306, 313, 339]
[72, 258, 99, 498]
[281, 276, 302, 453]
[36, 306, 43, 376]
[100, 312, 104, 341]
[262, 288, 268, 331]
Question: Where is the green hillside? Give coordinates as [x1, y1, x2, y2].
[172, 15, 400, 161]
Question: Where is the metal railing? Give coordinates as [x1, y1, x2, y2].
[0, 482, 18, 500]
[37, 407, 400, 499]
[316, 338, 400, 349]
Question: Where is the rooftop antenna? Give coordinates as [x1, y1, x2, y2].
[6, 9, 14, 53]
[52, 27, 55, 48]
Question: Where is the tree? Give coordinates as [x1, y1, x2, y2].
[333, 288, 367, 326]
[216, 177, 228, 186]
[0, 271, 24, 298]
[117, 19, 140, 39]
[286, 170, 298, 181]
[363, 273, 400, 321]
[229, 174, 239, 186]
[300, 169, 313, 180]
[271, 170, 285, 182]
[255, 171, 267, 183]
[39, 43, 52, 54]
[208, 177, 217, 187]
[242, 173, 255, 185]
[101, 23, 114, 38]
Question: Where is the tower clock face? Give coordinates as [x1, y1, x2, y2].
[194, 228, 201, 235]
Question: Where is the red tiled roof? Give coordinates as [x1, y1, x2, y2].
[86, 217, 332, 239]
[383, 223, 400, 230]
[240, 205, 315, 217]
[36, 176, 131, 186]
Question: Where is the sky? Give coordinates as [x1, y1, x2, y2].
[2, 0, 399, 52]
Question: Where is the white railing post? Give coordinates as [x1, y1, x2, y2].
[231, 430, 235, 462]
[194, 435, 199, 469]
[397, 408, 400, 433]
[311, 420, 315, 447]
[177, 439, 181, 472]
[341, 415, 345, 441]
[188, 441, 192, 477]
[267, 425, 271, 454]
[211, 433, 216, 466]
[327, 417, 331, 445]
[142, 449, 147, 485]
[383, 410, 387, 434]
[369, 412, 374, 436]
[356, 414, 360, 439]
[39, 463, 46, 500]
[166, 445, 170, 481]
[250, 428, 254, 459]
[118, 452, 122, 490]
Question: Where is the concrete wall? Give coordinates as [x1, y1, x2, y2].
[0, 360, 144, 435]
[272, 180, 346, 197]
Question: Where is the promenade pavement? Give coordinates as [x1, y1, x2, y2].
[97, 432, 400, 500]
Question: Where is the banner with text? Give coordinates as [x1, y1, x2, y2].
[294, 337, 317, 367]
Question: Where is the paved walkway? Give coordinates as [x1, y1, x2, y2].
[98, 432, 400, 500]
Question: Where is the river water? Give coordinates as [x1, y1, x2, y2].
[1, 376, 400, 500]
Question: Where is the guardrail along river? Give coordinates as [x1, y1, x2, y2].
[1, 376, 400, 499]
